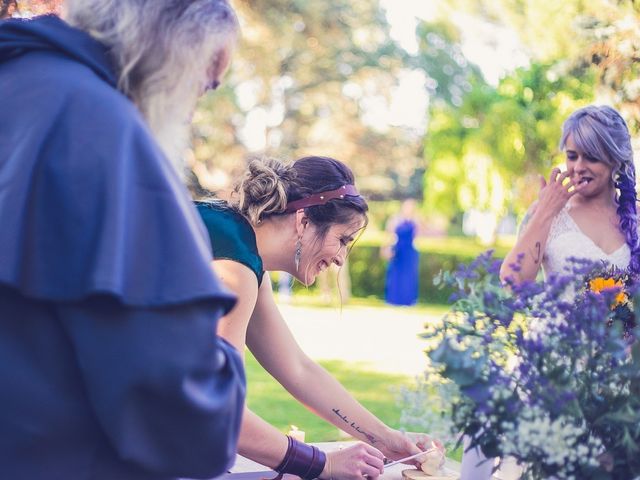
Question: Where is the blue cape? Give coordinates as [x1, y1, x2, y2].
[0, 16, 245, 479]
[0, 15, 235, 309]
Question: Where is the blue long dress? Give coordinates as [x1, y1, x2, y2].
[385, 220, 419, 305]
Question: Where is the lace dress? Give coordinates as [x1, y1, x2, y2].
[542, 205, 631, 278]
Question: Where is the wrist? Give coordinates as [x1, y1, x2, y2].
[275, 436, 326, 480]
[377, 424, 396, 442]
[365, 424, 395, 451]
[319, 451, 333, 480]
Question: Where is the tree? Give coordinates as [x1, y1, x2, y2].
[575, 0, 640, 130]
[191, 0, 419, 198]
[410, 20, 480, 109]
[448, 0, 640, 130]
[423, 62, 594, 221]
[191, 0, 486, 201]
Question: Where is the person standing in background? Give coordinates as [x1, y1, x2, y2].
[383, 199, 421, 306]
[0, 1, 246, 479]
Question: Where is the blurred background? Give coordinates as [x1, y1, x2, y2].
[9, 0, 640, 448]
[10, 0, 640, 304]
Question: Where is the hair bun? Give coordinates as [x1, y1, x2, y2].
[235, 157, 296, 225]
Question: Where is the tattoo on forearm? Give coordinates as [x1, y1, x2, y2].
[332, 408, 377, 444]
[529, 241, 542, 264]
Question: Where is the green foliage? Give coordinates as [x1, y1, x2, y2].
[423, 253, 640, 478]
[423, 61, 594, 218]
[191, 0, 429, 199]
[410, 20, 482, 108]
[347, 236, 511, 304]
[458, 0, 640, 130]
[193, 0, 640, 218]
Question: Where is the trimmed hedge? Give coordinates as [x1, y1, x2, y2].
[347, 236, 511, 304]
[285, 234, 513, 305]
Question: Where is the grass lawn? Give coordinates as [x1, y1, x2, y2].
[245, 351, 412, 443]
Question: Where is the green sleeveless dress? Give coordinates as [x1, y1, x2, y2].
[195, 201, 265, 286]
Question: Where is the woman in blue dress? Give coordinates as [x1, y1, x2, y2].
[384, 200, 420, 306]
[197, 157, 443, 480]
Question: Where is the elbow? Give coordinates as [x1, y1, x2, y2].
[180, 419, 243, 479]
[178, 375, 247, 478]
[119, 373, 246, 479]
[114, 341, 247, 479]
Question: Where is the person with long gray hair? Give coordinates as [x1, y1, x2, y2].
[500, 104, 639, 284]
[0, 1, 245, 479]
[0, 0, 14, 17]
[63, 0, 238, 172]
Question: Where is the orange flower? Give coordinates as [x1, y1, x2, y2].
[589, 276, 628, 306]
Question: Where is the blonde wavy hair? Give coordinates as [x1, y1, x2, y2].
[63, 0, 238, 172]
[234, 158, 298, 226]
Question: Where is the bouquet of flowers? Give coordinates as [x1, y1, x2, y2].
[416, 252, 640, 479]
[583, 263, 636, 341]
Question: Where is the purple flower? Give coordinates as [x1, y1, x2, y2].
[425, 252, 640, 478]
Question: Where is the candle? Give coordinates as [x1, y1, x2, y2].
[288, 425, 305, 442]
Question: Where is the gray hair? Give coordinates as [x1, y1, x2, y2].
[64, 0, 239, 171]
[559, 104, 634, 182]
[561, 104, 640, 274]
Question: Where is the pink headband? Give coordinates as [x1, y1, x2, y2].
[285, 185, 360, 213]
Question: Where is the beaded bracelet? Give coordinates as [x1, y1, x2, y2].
[275, 435, 326, 479]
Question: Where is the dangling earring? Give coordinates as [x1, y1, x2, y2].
[294, 238, 302, 271]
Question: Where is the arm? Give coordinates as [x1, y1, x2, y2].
[214, 263, 388, 479]
[247, 277, 437, 467]
[56, 296, 246, 479]
[499, 202, 548, 284]
[212, 260, 289, 467]
[500, 168, 583, 285]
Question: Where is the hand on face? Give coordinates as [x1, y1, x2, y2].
[537, 167, 586, 217]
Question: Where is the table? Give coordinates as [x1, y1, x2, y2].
[217, 442, 462, 480]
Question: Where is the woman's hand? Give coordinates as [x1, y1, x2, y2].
[321, 443, 385, 480]
[536, 167, 582, 220]
[499, 166, 587, 285]
[378, 429, 445, 468]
